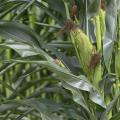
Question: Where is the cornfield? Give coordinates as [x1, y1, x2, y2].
[0, 0, 120, 120]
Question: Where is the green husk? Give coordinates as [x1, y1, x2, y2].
[70, 28, 95, 81]
[99, 9, 106, 37]
[93, 8, 105, 86]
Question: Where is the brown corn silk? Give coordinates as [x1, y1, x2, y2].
[101, 0, 106, 10]
[70, 5, 78, 18]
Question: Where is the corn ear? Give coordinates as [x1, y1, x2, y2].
[70, 28, 95, 81]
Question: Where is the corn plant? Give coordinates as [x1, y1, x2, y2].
[0, 0, 120, 120]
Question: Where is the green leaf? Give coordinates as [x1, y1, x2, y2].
[100, 92, 120, 120]
[47, 0, 65, 15]
[0, 22, 53, 61]
[117, 0, 120, 10]
[87, 0, 100, 18]
[0, 21, 41, 47]
[103, 0, 117, 70]
[110, 111, 120, 120]
[6, 59, 106, 109]
[0, 43, 40, 57]
[0, 63, 16, 75]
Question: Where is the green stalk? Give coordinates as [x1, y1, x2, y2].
[63, 0, 70, 19]
[95, 15, 102, 51]
[85, 0, 89, 36]
[115, 13, 120, 95]
[28, 2, 36, 29]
